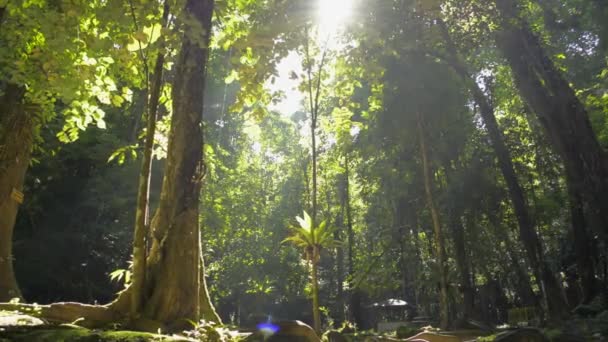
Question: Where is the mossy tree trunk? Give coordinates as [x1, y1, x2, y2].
[0, 85, 29, 303]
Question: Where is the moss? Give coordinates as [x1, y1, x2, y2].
[0, 327, 194, 342]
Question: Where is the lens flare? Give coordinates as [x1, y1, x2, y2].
[257, 322, 279, 335]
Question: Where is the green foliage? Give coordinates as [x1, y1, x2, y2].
[283, 211, 340, 262]
[109, 268, 132, 288]
[4, 0, 608, 331]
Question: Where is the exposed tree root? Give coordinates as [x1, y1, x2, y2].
[0, 302, 119, 328]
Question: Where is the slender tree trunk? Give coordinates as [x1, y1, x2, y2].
[310, 118, 321, 333]
[112, 0, 218, 329]
[411, 208, 422, 308]
[336, 175, 345, 323]
[417, 113, 449, 330]
[311, 251, 320, 332]
[494, 0, 608, 245]
[438, 20, 567, 320]
[0, 85, 29, 302]
[304, 29, 327, 332]
[131, 0, 170, 315]
[452, 214, 473, 321]
[344, 153, 363, 328]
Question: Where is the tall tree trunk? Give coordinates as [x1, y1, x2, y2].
[442, 162, 473, 321]
[304, 27, 323, 332]
[344, 153, 363, 328]
[567, 181, 597, 304]
[336, 173, 346, 323]
[487, 213, 538, 307]
[417, 113, 449, 330]
[452, 214, 473, 321]
[0, 85, 29, 302]
[494, 0, 608, 245]
[131, 0, 170, 315]
[115, 0, 219, 328]
[310, 115, 321, 333]
[438, 20, 567, 320]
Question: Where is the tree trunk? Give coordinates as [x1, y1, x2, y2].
[452, 214, 473, 320]
[311, 253, 320, 332]
[417, 113, 449, 330]
[344, 153, 363, 328]
[0, 85, 29, 302]
[121, 0, 218, 328]
[304, 28, 322, 332]
[131, 0, 170, 315]
[310, 123, 320, 333]
[487, 213, 538, 307]
[336, 172, 346, 323]
[567, 180, 597, 304]
[199, 252, 221, 322]
[494, 0, 608, 245]
[438, 20, 567, 320]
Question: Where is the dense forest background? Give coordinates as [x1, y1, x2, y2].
[1, 0, 608, 338]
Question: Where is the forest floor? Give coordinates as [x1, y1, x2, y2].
[0, 310, 229, 341]
[2, 309, 608, 341]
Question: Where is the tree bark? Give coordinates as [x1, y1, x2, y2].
[131, 0, 170, 315]
[0, 85, 29, 303]
[494, 0, 608, 245]
[417, 113, 449, 330]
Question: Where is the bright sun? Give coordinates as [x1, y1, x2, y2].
[317, 0, 355, 40]
[267, 0, 355, 116]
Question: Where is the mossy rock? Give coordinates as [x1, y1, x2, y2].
[0, 326, 195, 342]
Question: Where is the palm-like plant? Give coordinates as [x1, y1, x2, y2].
[284, 211, 340, 333]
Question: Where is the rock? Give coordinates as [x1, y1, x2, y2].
[493, 328, 548, 342]
[404, 332, 460, 342]
[0, 312, 44, 327]
[244, 320, 320, 342]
